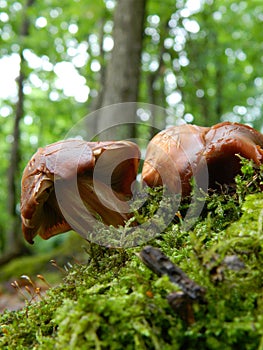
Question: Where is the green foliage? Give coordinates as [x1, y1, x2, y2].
[1, 160, 263, 349]
[142, 0, 263, 127]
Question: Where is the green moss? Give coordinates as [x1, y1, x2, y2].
[1, 160, 263, 349]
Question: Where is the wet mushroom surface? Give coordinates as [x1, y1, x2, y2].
[20, 139, 140, 244]
[142, 121, 263, 197]
[21, 121, 263, 244]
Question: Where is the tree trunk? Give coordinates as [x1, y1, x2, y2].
[97, 0, 146, 140]
[6, 61, 25, 253]
[4, 0, 35, 260]
[86, 17, 107, 140]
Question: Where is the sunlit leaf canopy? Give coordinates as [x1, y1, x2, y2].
[1, 0, 263, 135]
[0, 0, 262, 253]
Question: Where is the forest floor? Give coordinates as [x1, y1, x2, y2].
[0, 233, 90, 314]
[0, 288, 25, 313]
[1, 189, 263, 349]
[1, 164, 263, 348]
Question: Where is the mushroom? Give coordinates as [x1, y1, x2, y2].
[21, 121, 263, 244]
[142, 122, 263, 197]
[21, 139, 140, 244]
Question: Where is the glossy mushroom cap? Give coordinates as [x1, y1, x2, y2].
[204, 122, 263, 187]
[142, 124, 209, 196]
[142, 122, 263, 197]
[21, 139, 140, 244]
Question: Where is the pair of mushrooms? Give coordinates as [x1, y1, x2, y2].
[21, 122, 263, 244]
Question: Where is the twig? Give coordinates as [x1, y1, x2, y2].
[139, 246, 206, 324]
[139, 246, 206, 301]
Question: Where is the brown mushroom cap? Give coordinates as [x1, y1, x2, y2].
[142, 124, 209, 196]
[21, 139, 140, 244]
[142, 122, 263, 196]
[204, 122, 263, 187]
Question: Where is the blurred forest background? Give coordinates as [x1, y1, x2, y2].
[0, 0, 263, 263]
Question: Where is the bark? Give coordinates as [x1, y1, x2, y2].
[215, 53, 223, 123]
[139, 246, 206, 301]
[4, 0, 35, 259]
[97, 0, 146, 140]
[86, 17, 107, 140]
[6, 63, 24, 253]
[139, 245, 206, 324]
[147, 22, 168, 137]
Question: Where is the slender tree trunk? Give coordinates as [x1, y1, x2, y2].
[147, 20, 169, 136]
[3, 0, 35, 260]
[215, 54, 223, 124]
[86, 17, 107, 140]
[97, 0, 146, 140]
[6, 60, 24, 251]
